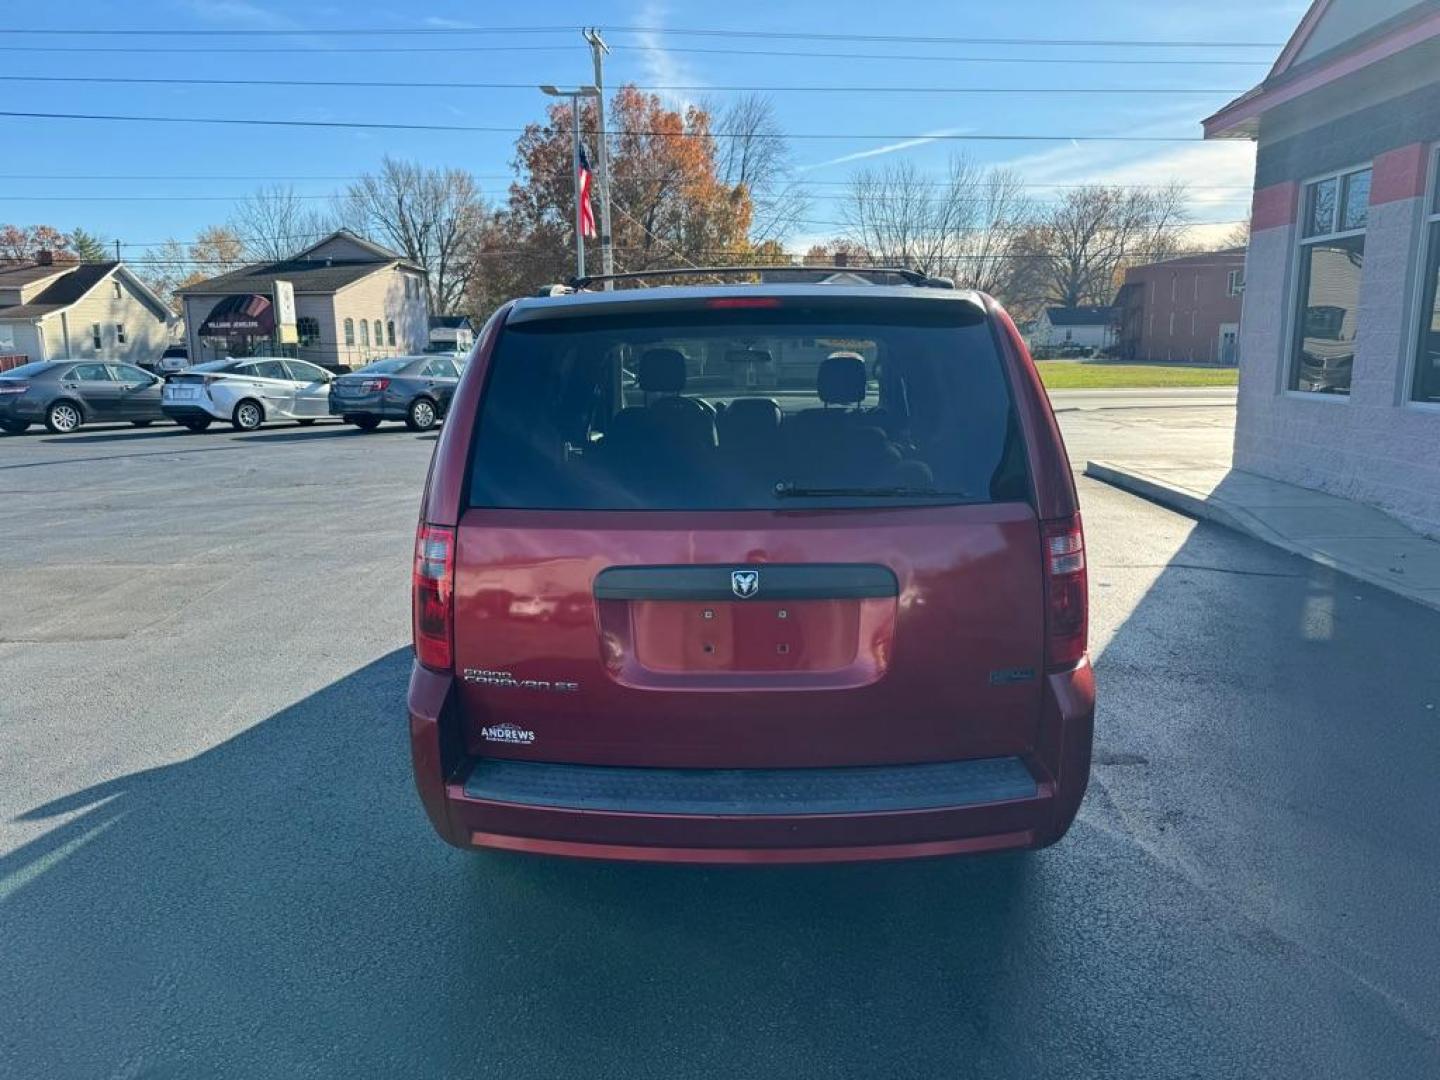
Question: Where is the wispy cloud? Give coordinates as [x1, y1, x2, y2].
[636, 2, 704, 109]
[180, 0, 296, 29]
[797, 127, 971, 172]
[422, 16, 475, 29]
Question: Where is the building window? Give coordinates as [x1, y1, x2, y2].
[373, 320, 383, 348]
[1411, 148, 1440, 403]
[91, 323, 102, 350]
[115, 323, 126, 345]
[1227, 269, 1244, 297]
[386, 320, 396, 346]
[1290, 165, 1371, 396]
[296, 317, 321, 347]
[344, 318, 355, 346]
[113, 281, 122, 300]
[359, 319, 370, 347]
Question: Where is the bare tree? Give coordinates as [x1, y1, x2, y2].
[340, 158, 489, 314]
[714, 94, 808, 245]
[1016, 182, 1191, 309]
[229, 185, 336, 262]
[839, 156, 1032, 288]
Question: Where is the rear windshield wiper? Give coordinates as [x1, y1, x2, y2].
[773, 483, 972, 500]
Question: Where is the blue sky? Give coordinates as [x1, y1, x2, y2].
[1, 0, 1311, 260]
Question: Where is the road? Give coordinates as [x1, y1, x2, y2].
[2, 394, 1437, 1079]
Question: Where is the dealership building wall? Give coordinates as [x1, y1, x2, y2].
[1223, 41, 1440, 538]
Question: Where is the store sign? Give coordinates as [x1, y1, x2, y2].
[273, 280, 298, 345]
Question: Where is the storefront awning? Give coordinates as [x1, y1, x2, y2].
[199, 294, 275, 337]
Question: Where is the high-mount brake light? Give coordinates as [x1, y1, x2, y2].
[705, 297, 782, 309]
[1041, 515, 1087, 670]
[413, 524, 456, 671]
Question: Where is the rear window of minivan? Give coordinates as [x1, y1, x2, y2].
[467, 298, 1028, 511]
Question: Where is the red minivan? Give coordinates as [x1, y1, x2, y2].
[409, 270, 1093, 863]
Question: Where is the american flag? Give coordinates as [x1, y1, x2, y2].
[578, 144, 598, 240]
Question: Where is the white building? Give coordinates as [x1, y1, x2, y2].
[0, 256, 174, 367]
[180, 230, 429, 371]
[1205, 0, 1440, 537]
[1029, 307, 1117, 355]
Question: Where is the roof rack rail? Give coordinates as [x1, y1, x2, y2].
[564, 265, 956, 291]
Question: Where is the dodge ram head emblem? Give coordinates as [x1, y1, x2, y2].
[731, 569, 760, 598]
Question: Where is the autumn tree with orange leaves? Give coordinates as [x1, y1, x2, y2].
[474, 87, 756, 306]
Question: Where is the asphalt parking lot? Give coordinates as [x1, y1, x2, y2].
[2, 412, 1438, 1079]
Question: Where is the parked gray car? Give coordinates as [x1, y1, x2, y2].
[0, 360, 166, 434]
[328, 355, 460, 432]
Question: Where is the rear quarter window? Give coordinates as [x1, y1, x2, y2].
[466, 297, 1029, 511]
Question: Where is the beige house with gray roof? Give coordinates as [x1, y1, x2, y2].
[179, 230, 429, 370]
[0, 256, 174, 369]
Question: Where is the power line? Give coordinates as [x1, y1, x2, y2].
[0, 74, 1246, 95]
[0, 172, 1257, 191]
[0, 110, 1214, 142]
[0, 42, 1272, 65]
[0, 24, 1285, 47]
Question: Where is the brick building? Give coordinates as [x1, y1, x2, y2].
[1205, 0, 1440, 537]
[1113, 251, 1246, 364]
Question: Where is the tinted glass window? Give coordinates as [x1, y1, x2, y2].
[356, 358, 412, 375]
[285, 360, 329, 382]
[112, 365, 154, 387]
[467, 300, 1026, 511]
[249, 361, 290, 380]
[71, 363, 113, 381]
[423, 358, 456, 378]
[1290, 236, 1363, 395]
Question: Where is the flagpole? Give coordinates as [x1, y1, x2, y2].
[571, 96, 585, 280]
[541, 84, 598, 281]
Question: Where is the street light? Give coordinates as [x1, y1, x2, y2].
[540, 84, 600, 280]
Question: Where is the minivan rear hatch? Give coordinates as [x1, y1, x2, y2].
[451, 291, 1045, 769]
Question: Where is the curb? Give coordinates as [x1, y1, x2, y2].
[1083, 460, 1440, 615]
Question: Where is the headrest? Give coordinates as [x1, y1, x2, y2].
[639, 348, 687, 393]
[720, 397, 782, 439]
[817, 352, 866, 405]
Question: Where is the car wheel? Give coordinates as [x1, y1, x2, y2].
[353, 416, 382, 432]
[297, 419, 317, 426]
[232, 399, 264, 432]
[131, 420, 154, 428]
[406, 397, 438, 432]
[181, 417, 212, 433]
[45, 400, 83, 434]
[0, 419, 29, 434]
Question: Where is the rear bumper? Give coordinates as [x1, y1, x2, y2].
[162, 403, 223, 421]
[408, 659, 1095, 864]
[0, 397, 43, 420]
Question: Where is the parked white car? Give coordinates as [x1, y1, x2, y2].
[160, 357, 336, 432]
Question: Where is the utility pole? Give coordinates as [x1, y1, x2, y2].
[114, 239, 121, 262]
[582, 28, 615, 289]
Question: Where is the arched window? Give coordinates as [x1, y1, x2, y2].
[359, 320, 370, 347]
[373, 320, 383, 347]
[386, 320, 396, 346]
[343, 318, 354, 346]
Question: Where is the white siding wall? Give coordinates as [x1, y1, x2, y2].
[0, 321, 44, 361]
[41, 272, 170, 364]
[331, 267, 428, 368]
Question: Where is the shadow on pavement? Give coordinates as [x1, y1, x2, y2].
[4, 514, 1440, 1077]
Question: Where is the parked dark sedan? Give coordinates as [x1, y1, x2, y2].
[0, 360, 166, 434]
[329, 355, 461, 432]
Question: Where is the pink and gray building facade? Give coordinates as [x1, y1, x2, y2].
[1206, 0, 1440, 537]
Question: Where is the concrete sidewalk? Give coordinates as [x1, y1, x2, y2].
[1085, 460, 1440, 614]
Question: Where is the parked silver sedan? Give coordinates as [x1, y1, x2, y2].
[161, 357, 336, 432]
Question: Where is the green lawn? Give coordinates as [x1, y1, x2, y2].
[1036, 359, 1240, 389]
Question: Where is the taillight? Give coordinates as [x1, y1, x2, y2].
[1042, 514, 1087, 670]
[361, 377, 391, 392]
[413, 524, 455, 671]
[0, 382, 27, 395]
